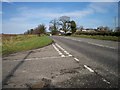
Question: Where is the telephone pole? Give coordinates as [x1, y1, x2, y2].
[114, 16, 117, 31]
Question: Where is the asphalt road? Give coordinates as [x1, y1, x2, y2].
[51, 36, 118, 87]
[2, 36, 119, 88]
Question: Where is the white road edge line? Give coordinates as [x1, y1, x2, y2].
[84, 65, 94, 73]
[55, 43, 65, 51]
[52, 44, 65, 57]
[74, 58, 79, 62]
[55, 43, 72, 56]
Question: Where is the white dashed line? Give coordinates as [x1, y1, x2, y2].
[64, 51, 69, 54]
[52, 44, 65, 57]
[22, 70, 27, 73]
[55, 43, 72, 57]
[61, 55, 65, 57]
[84, 65, 94, 73]
[102, 78, 110, 84]
[68, 54, 72, 56]
[74, 58, 79, 62]
[4, 56, 72, 62]
[25, 56, 64, 60]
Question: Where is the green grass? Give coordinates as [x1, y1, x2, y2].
[2, 35, 53, 56]
[71, 35, 119, 41]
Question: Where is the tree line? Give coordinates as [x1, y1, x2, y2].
[49, 16, 120, 36]
[24, 24, 46, 36]
[24, 16, 77, 36]
[24, 16, 120, 36]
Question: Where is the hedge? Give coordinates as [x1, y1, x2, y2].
[74, 31, 120, 36]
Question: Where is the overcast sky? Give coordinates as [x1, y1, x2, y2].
[2, 1, 118, 34]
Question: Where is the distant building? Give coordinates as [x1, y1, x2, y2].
[59, 30, 65, 35]
[80, 28, 96, 32]
[81, 29, 87, 32]
[58, 29, 72, 35]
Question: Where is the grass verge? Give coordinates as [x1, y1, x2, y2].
[2, 35, 53, 56]
[71, 35, 119, 41]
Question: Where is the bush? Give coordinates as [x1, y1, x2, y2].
[74, 31, 120, 36]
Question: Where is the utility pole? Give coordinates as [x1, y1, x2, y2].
[114, 16, 117, 31]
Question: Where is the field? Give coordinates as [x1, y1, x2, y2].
[71, 35, 119, 41]
[2, 34, 53, 56]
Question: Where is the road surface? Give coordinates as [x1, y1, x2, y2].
[51, 36, 118, 87]
[2, 36, 119, 88]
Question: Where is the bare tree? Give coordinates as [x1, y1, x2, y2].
[97, 26, 110, 32]
[79, 26, 84, 31]
[49, 19, 59, 35]
[59, 16, 70, 34]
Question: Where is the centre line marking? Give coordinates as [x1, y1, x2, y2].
[84, 65, 94, 73]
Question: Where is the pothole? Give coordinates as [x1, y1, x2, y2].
[60, 66, 83, 75]
[26, 78, 52, 89]
[60, 69, 79, 75]
[51, 66, 83, 79]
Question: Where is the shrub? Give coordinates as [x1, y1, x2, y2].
[74, 31, 120, 36]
